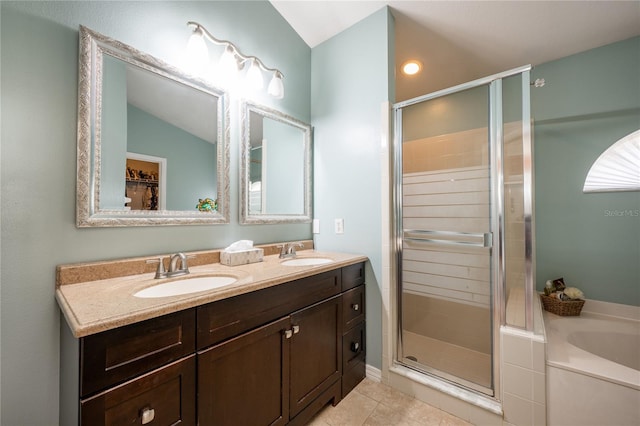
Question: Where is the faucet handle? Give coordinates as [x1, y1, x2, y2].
[181, 254, 197, 273]
[146, 257, 167, 279]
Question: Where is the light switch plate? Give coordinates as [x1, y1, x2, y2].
[313, 219, 320, 234]
[334, 218, 344, 234]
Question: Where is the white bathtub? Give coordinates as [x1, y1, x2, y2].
[544, 301, 640, 426]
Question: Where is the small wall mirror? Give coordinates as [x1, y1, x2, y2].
[240, 101, 312, 224]
[76, 26, 230, 227]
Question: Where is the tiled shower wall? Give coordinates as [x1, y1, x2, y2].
[500, 325, 547, 426]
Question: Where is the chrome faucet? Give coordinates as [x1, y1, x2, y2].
[278, 242, 304, 259]
[168, 252, 190, 277]
[146, 252, 191, 279]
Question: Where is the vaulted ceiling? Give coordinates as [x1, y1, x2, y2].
[270, 1, 640, 101]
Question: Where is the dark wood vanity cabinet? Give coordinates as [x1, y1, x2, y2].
[340, 268, 366, 398]
[74, 262, 365, 426]
[198, 295, 342, 426]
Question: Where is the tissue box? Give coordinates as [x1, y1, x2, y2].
[220, 248, 264, 266]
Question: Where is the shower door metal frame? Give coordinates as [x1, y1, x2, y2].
[393, 65, 532, 399]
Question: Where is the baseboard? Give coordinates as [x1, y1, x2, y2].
[365, 364, 382, 382]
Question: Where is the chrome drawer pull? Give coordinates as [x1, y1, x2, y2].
[141, 407, 155, 424]
[284, 329, 293, 339]
[292, 325, 300, 334]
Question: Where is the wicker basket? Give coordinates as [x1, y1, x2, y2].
[540, 294, 585, 316]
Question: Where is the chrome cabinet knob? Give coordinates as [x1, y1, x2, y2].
[351, 342, 360, 352]
[141, 407, 155, 424]
[352, 303, 359, 311]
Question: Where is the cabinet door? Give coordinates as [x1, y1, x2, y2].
[198, 316, 290, 426]
[289, 295, 342, 418]
[80, 355, 195, 426]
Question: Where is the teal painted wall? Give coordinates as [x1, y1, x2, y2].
[532, 37, 640, 306]
[264, 118, 305, 214]
[101, 55, 129, 209]
[311, 7, 394, 370]
[0, 2, 310, 423]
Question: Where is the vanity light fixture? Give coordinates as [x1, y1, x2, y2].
[402, 60, 422, 76]
[187, 21, 284, 99]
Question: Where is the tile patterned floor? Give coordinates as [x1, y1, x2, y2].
[309, 378, 473, 426]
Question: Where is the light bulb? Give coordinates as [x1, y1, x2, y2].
[401, 60, 422, 76]
[219, 46, 239, 81]
[267, 72, 284, 99]
[246, 59, 264, 90]
[186, 27, 208, 73]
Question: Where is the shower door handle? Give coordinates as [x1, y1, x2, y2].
[483, 232, 493, 248]
[403, 230, 493, 248]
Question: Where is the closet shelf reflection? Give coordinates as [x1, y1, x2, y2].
[126, 178, 158, 185]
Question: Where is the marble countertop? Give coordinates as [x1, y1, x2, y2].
[56, 250, 367, 338]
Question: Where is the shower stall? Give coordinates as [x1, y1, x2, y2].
[393, 66, 535, 397]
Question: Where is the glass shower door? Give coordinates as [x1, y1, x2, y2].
[397, 85, 495, 394]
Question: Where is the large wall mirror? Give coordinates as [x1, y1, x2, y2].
[240, 102, 312, 224]
[76, 26, 230, 227]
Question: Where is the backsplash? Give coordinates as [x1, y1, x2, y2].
[56, 240, 313, 286]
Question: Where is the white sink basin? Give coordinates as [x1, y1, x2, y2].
[281, 257, 333, 266]
[134, 276, 237, 298]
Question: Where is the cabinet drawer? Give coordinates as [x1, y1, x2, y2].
[198, 268, 341, 349]
[342, 262, 365, 291]
[81, 309, 196, 397]
[80, 355, 196, 426]
[342, 321, 365, 372]
[342, 285, 365, 329]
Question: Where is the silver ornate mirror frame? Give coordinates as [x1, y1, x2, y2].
[240, 101, 313, 224]
[76, 25, 230, 227]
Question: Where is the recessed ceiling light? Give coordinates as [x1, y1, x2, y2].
[402, 60, 422, 76]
